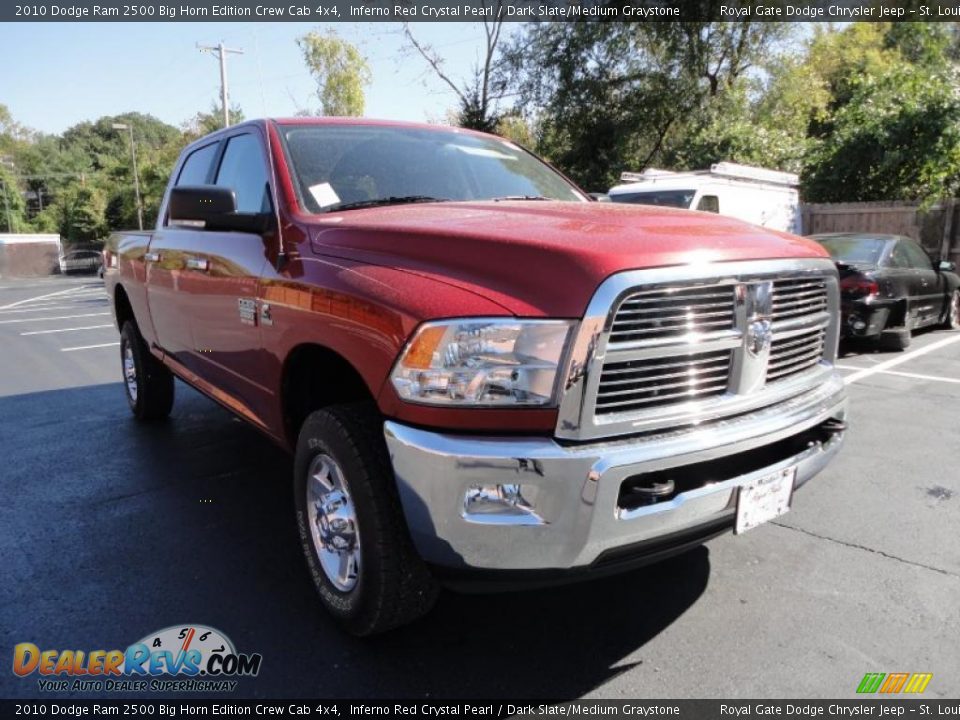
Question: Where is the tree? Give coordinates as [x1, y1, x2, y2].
[503, 21, 794, 190]
[297, 30, 371, 116]
[0, 163, 27, 233]
[184, 102, 246, 138]
[803, 63, 960, 203]
[402, 9, 509, 132]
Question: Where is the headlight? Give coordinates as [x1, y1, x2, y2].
[390, 319, 575, 406]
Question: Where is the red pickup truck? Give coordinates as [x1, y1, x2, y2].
[104, 118, 847, 635]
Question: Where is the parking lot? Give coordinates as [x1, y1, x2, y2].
[1, 273, 958, 700]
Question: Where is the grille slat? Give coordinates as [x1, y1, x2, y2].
[771, 278, 828, 323]
[595, 349, 731, 415]
[766, 326, 826, 381]
[609, 285, 736, 345]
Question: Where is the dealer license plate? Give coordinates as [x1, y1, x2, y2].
[735, 466, 796, 534]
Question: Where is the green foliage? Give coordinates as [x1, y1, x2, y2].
[0, 162, 28, 233]
[183, 102, 246, 138]
[504, 22, 795, 191]
[297, 29, 371, 116]
[804, 64, 960, 203]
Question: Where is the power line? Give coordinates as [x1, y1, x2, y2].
[197, 42, 245, 128]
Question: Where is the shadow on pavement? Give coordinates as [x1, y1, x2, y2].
[0, 382, 711, 700]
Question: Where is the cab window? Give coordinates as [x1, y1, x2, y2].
[214, 134, 271, 213]
[176, 143, 218, 186]
[696, 195, 720, 213]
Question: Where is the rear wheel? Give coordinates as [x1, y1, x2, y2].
[120, 321, 174, 421]
[293, 403, 438, 635]
[942, 289, 960, 330]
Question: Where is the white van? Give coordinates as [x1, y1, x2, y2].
[607, 162, 802, 234]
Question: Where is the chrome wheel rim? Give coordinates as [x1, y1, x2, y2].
[123, 341, 138, 403]
[306, 454, 361, 592]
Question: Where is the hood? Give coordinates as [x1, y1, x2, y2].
[307, 201, 828, 317]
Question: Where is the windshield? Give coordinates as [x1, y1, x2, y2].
[279, 124, 587, 213]
[609, 190, 696, 208]
[816, 236, 888, 265]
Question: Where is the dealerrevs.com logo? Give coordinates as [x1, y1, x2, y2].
[12, 624, 262, 693]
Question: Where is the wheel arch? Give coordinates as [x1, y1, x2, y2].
[280, 343, 378, 446]
[113, 284, 135, 331]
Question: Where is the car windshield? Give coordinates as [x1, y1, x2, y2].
[279, 124, 587, 213]
[609, 190, 696, 208]
[816, 236, 888, 265]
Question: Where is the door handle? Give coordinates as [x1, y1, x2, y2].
[186, 257, 210, 271]
[144, 252, 161, 263]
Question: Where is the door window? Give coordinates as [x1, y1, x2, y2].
[176, 143, 218, 186]
[696, 195, 720, 213]
[215, 134, 271, 213]
[888, 242, 913, 269]
[901, 239, 934, 270]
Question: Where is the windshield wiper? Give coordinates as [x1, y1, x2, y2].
[491, 195, 553, 202]
[331, 195, 448, 212]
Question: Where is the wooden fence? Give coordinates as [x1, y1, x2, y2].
[802, 200, 960, 265]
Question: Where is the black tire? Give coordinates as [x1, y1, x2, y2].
[293, 403, 438, 636]
[942, 289, 960, 330]
[879, 326, 912, 351]
[120, 321, 174, 421]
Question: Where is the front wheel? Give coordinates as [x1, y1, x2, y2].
[293, 403, 438, 636]
[942, 289, 960, 330]
[120, 321, 174, 421]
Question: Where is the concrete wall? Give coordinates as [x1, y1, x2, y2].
[0, 234, 61, 277]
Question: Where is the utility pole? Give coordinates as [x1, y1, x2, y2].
[112, 123, 144, 231]
[198, 41, 244, 128]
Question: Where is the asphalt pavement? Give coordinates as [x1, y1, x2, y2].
[1, 274, 958, 700]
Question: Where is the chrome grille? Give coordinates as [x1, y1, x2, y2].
[556, 259, 841, 441]
[772, 278, 828, 321]
[767, 327, 827, 382]
[608, 286, 736, 344]
[595, 349, 731, 415]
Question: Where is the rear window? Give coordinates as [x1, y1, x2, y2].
[610, 190, 696, 209]
[816, 237, 888, 265]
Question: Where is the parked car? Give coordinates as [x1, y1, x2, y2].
[59, 249, 103, 275]
[811, 233, 960, 350]
[104, 118, 848, 635]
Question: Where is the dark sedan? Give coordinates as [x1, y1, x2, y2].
[811, 233, 960, 350]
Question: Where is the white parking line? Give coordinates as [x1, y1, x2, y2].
[837, 363, 960, 383]
[0, 286, 93, 310]
[0, 312, 111, 325]
[61, 342, 120, 352]
[0, 304, 108, 315]
[843, 334, 960, 385]
[20, 324, 114, 336]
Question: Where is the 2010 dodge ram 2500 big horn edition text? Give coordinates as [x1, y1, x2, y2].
[104, 118, 847, 635]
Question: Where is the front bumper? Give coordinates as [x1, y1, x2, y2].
[385, 373, 847, 575]
[841, 298, 893, 338]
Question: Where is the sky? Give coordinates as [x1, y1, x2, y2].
[0, 22, 515, 135]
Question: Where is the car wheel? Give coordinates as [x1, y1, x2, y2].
[942, 289, 960, 330]
[293, 403, 438, 636]
[879, 326, 912, 351]
[120, 321, 174, 421]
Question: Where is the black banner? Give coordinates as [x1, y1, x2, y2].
[2, 700, 959, 718]
[3, 0, 960, 23]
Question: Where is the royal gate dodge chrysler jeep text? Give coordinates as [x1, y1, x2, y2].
[104, 119, 848, 635]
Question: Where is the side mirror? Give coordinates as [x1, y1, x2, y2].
[939, 260, 957, 272]
[169, 185, 272, 234]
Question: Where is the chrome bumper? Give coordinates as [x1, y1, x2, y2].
[384, 373, 847, 572]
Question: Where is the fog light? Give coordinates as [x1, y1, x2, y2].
[852, 319, 867, 330]
[463, 484, 544, 525]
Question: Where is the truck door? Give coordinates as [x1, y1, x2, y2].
[146, 140, 220, 366]
[185, 131, 273, 425]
